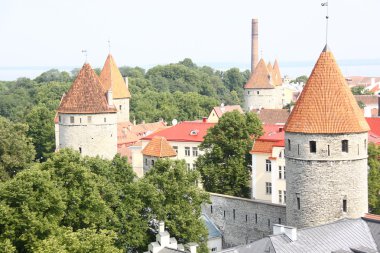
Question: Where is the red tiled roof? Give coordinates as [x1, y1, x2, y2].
[250, 124, 285, 154]
[244, 59, 274, 89]
[272, 59, 282, 86]
[58, 63, 116, 114]
[142, 136, 177, 158]
[142, 121, 216, 142]
[363, 213, 380, 222]
[355, 95, 378, 105]
[251, 139, 283, 154]
[99, 54, 131, 99]
[252, 109, 290, 124]
[366, 117, 380, 136]
[213, 105, 243, 118]
[118, 121, 167, 145]
[285, 46, 370, 134]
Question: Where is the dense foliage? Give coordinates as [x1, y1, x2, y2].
[0, 150, 209, 252]
[197, 111, 263, 197]
[368, 143, 380, 214]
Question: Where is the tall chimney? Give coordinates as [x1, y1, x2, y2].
[251, 18, 259, 74]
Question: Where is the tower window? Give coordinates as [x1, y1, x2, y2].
[87, 116, 92, 123]
[211, 205, 213, 213]
[279, 218, 282, 224]
[233, 209, 236, 220]
[267, 219, 270, 227]
[342, 140, 349, 153]
[104, 117, 107, 123]
[79, 147, 82, 153]
[223, 210, 226, 218]
[70, 116, 74, 123]
[328, 145, 330, 156]
[119, 105, 122, 110]
[288, 139, 291, 151]
[255, 213, 258, 224]
[309, 141, 316, 153]
[151, 160, 155, 166]
[257, 91, 260, 95]
[59, 116, 61, 123]
[297, 196, 301, 210]
[343, 199, 347, 212]
[266, 160, 272, 172]
[79, 118, 82, 123]
[297, 144, 300, 155]
[284, 191, 286, 204]
[364, 139, 367, 149]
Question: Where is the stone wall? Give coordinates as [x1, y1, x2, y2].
[113, 98, 130, 123]
[244, 87, 286, 111]
[285, 132, 368, 228]
[58, 113, 117, 160]
[202, 193, 286, 247]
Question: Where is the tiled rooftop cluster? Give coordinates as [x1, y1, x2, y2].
[142, 136, 176, 158]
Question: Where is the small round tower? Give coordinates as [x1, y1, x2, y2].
[57, 63, 117, 160]
[284, 45, 370, 229]
[99, 54, 131, 123]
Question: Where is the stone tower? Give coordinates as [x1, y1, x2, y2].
[284, 45, 370, 229]
[57, 63, 117, 159]
[251, 18, 259, 74]
[99, 54, 131, 123]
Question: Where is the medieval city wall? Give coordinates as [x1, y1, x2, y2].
[202, 193, 286, 247]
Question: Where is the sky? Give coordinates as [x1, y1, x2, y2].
[0, 0, 379, 79]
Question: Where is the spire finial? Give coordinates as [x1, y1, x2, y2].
[108, 39, 111, 54]
[81, 50, 88, 63]
[321, 0, 329, 45]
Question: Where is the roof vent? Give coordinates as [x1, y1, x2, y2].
[190, 130, 199, 136]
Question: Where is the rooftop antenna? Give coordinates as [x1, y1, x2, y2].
[321, 0, 329, 45]
[81, 50, 88, 63]
[108, 39, 111, 54]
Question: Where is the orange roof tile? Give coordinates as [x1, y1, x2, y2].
[250, 139, 283, 154]
[244, 59, 274, 89]
[99, 54, 131, 99]
[285, 45, 370, 134]
[363, 213, 380, 222]
[213, 105, 243, 118]
[58, 63, 116, 114]
[252, 109, 290, 124]
[117, 121, 167, 145]
[272, 59, 282, 86]
[142, 136, 177, 158]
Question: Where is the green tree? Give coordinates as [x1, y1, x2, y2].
[26, 105, 56, 161]
[291, 75, 308, 84]
[351, 85, 373, 95]
[34, 69, 71, 83]
[368, 143, 380, 214]
[143, 159, 210, 253]
[197, 111, 263, 197]
[0, 116, 35, 180]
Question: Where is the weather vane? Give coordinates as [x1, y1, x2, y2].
[321, 0, 329, 45]
[81, 49, 88, 63]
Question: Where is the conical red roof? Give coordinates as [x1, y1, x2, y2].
[272, 60, 282, 86]
[58, 63, 116, 114]
[142, 136, 176, 158]
[244, 59, 274, 89]
[99, 54, 131, 99]
[285, 46, 369, 134]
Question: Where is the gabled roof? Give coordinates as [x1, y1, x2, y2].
[244, 59, 274, 89]
[285, 46, 369, 133]
[58, 63, 116, 114]
[142, 121, 216, 143]
[142, 136, 176, 158]
[212, 105, 243, 118]
[99, 54, 131, 99]
[355, 95, 378, 105]
[252, 109, 290, 125]
[250, 124, 285, 154]
[117, 121, 167, 145]
[272, 60, 282, 86]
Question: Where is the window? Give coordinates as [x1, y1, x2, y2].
[233, 209, 236, 219]
[192, 147, 198, 157]
[70, 116, 74, 123]
[284, 166, 286, 179]
[297, 196, 301, 210]
[266, 160, 272, 172]
[288, 139, 291, 151]
[59, 116, 61, 123]
[246, 214, 248, 222]
[328, 145, 330, 156]
[192, 163, 197, 170]
[119, 105, 122, 110]
[364, 139, 367, 149]
[279, 218, 282, 224]
[211, 248, 217, 252]
[173, 146, 178, 154]
[145, 158, 148, 166]
[223, 210, 226, 218]
[310, 141, 316, 153]
[187, 163, 191, 170]
[279, 190, 282, 203]
[79, 118, 82, 123]
[79, 147, 82, 154]
[266, 182, 272, 195]
[267, 219, 270, 227]
[255, 213, 258, 224]
[87, 116, 92, 123]
[247, 91, 250, 95]
[257, 91, 260, 95]
[279, 151, 282, 158]
[342, 140, 348, 153]
[151, 160, 155, 166]
[104, 117, 107, 123]
[279, 166, 282, 179]
[343, 199, 347, 212]
[297, 144, 300, 155]
[211, 205, 213, 213]
[284, 191, 286, 204]
[185, 147, 190, 156]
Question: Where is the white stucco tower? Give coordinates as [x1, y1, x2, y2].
[284, 45, 370, 229]
[57, 63, 117, 159]
[99, 54, 131, 123]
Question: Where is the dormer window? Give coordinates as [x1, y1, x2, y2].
[342, 140, 348, 153]
[190, 130, 199, 136]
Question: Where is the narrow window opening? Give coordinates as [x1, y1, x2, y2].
[284, 191, 287, 204]
[279, 190, 282, 203]
[59, 116, 61, 123]
[211, 205, 213, 214]
[79, 147, 82, 153]
[328, 145, 330, 156]
[364, 139, 367, 149]
[104, 117, 107, 123]
[310, 141, 316, 153]
[79, 118, 82, 123]
[288, 139, 291, 151]
[297, 144, 300, 155]
[343, 199, 347, 212]
[297, 197, 301, 210]
[278, 218, 282, 224]
[223, 210, 226, 218]
[70, 116, 74, 123]
[245, 214, 248, 222]
[255, 213, 258, 224]
[119, 105, 122, 110]
[267, 219, 270, 227]
[284, 167, 286, 179]
[342, 140, 348, 153]
[358, 144, 360, 155]
[233, 209, 236, 220]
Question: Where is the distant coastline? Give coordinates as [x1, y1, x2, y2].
[0, 59, 379, 81]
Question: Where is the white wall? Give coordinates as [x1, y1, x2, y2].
[113, 98, 130, 123]
[58, 113, 117, 160]
[207, 237, 222, 252]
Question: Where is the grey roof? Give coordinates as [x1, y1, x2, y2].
[364, 218, 380, 251]
[158, 247, 186, 253]
[201, 214, 222, 239]
[227, 218, 378, 253]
